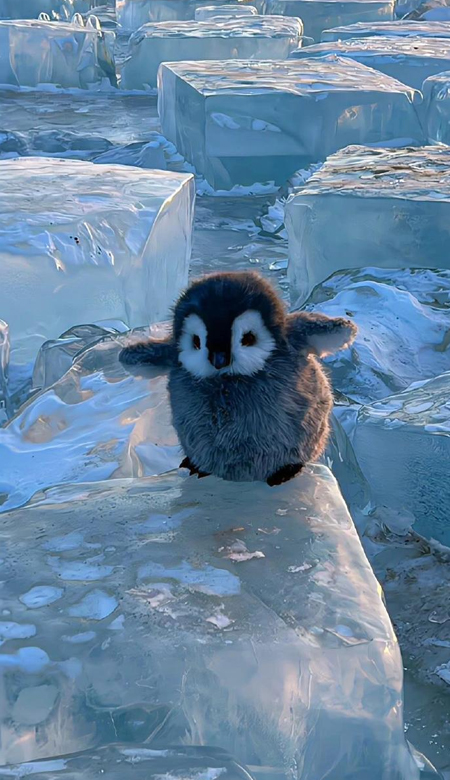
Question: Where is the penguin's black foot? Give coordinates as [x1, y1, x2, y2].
[180, 456, 210, 479]
[267, 463, 303, 487]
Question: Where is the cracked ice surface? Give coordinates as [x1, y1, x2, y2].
[0, 18, 116, 90]
[0, 464, 419, 779]
[290, 35, 450, 90]
[286, 145, 450, 308]
[265, 0, 394, 43]
[121, 17, 303, 90]
[0, 158, 194, 365]
[158, 57, 422, 190]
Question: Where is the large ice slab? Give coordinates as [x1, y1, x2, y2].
[264, 0, 394, 43]
[121, 17, 304, 90]
[0, 18, 116, 89]
[117, 0, 261, 28]
[158, 58, 422, 190]
[0, 461, 420, 779]
[286, 145, 450, 307]
[322, 18, 450, 41]
[195, 2, 258, 17]
[0, 0, 93, 18]
[290, 36, 450, 89]
[0, 158, 194, 365]
[352, 372, 450, 545]
[423, 71, 450, 144]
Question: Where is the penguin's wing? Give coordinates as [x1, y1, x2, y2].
[286, 312, 357, 357]
[119, 337, 177, 368]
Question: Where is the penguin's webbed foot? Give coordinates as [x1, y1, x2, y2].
[180, 456, 210, 479]
[267, 463, 303, 487]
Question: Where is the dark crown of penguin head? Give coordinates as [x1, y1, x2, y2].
[173, 272, 287, 378]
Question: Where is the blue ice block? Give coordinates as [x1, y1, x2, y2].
[290, 35, 450, 89]
[158, 57, 423, 190]
[423, 70, 450, 144]
[0, 0, 94, 18]
[117, 0, 262, 29]
[264, 0, 394, 43]
[321, 18, 450, 41]
[121, 16, 303, 90]
[286, 145, 450, 307]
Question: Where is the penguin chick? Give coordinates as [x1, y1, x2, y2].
[120, 272, 357, 486]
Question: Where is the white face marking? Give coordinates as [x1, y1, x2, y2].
[229, 310, 275, 376]
[178, 309, 275, 379]
[178, 313, 215, 378]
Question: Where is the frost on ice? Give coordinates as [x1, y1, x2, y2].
[0, 18, 116, 90]
[0, 464, 420, 778]
[0, 158, 194, 365]
[158, 57, 422, 190]
[286, 145, 450, 308]
[264, 0, 394, 42]
[121, 17, 303, 90]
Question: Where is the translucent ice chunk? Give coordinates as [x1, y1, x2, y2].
[264, 0, 394, 43]
[158, 57, 422, 190]
[423, 70, 450, 144]
[195, 3, 258, 17]
[117, 0, 260, 29]
[0, 319, 10, 421]
[290, 35, 450, 90]
[0, 18, 117, 89]
[0, 0, 92, 19]
[122, 17, 303, 90]
[0, 158, 194, 365]
[351, 372, 450, 545]
[286, 145, 450, 308]
[0, 463, 420, 778]
[322, 19, 450, 41]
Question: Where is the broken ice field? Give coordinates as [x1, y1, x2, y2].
[158, 58, 423, 190]
[121, 16, 304, 90]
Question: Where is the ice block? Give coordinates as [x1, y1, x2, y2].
[321, 18, 450, 40]
[286, 145, 450, 307]
[423, 70, 450, 144]
[0, 158, 194, 365]
[121, 17, 303, 90]
[264, 0, 394, 43]
[0, 0, 93, 19]
[117, 0, 261, 29]
[158, 57, 422, 190]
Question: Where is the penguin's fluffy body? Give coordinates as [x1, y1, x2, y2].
[120, 272, 357, 485]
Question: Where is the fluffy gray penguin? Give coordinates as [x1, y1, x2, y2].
[119, 272, 357, 486]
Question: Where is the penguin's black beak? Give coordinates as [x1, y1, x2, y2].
[209, 351, 229, 370]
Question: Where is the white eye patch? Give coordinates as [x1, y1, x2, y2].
[230, 310, 275, 376]
[178, 313, 215, 378]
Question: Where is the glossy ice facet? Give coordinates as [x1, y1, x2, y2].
[121, 17, 303, 90]
[352, 372, 450, 545]
[158, 57, 422, 190]
[0, 461, 419, 779]
[195, 3, 258, 17]
[290, 35, 450, 89]
[0, 158, 194, 365]
[264, 0, 394, 43]
[321, 18, 450, 41]
[117, 0, 261, 28]
[0, 18, 116, 89]
[423, 71, 450, 144]
[286, 145, 450, 307]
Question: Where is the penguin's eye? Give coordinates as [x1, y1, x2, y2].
[192, 334, 201, 350]
[241, 331, 256, 347]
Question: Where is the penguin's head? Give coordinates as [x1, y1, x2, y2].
[173, 272, 286, 379]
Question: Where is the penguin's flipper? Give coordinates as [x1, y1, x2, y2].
[119, 338, 177, 368]
[286, 311, 357, 358]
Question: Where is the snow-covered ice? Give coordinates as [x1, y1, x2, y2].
[351, 372, 450, 545]
[0, 158, 194, 365]
[121, 17, 304, 90]
[0, 18, 117, 89]
[158, 57, 422, 190]
[117, 0, 260, 28]
[264, 0, 394, 43]
[0, 0, 93, 18]
[0, 463, 420, 778]
[286, 146, 450, 308]
[195, 3, 258, 17]
[423, 71, 450, 144]
[290, 35, 450, 90]
[321, 19, 450, 41]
